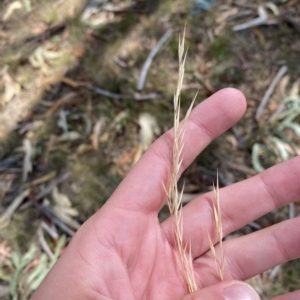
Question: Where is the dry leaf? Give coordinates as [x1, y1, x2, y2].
[138, 113, 160, 151]
[116, 146, 139, 175]
[99, 132, 109, 143]
[57, 110, 69, 133]
[52, 187, 72, 208]
[0, 190, 30, 230]
[252, 28, 265, 45]
[258, 5, 268, 18]
[1, 72, 21, 105]
[0, 241, 11, 267]
[216, 8, 238, 24]
[0, 174, 15, 205]
[2, 1, 22, 21]
[265, 2, 279, 16]
[29, 47, 49, 74]
[289, 79, 299, 96]
[22, 139, 34, 182]
[91, 119, 103, 150]
[111, 111, 129, 132]
[24, 171, 56, 187]
[58, 131, 81, 142]
[46, 92, 77, 117]
[29, 46, 65, 74]
[278, 75, 290, 99]
[133, 113, 160, 164]
[52, 187, 80, 230]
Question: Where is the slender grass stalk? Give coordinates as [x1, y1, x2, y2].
[208, 172, 224, 281]
[165, 29, 198, 293]
[166, 28, 224, 293]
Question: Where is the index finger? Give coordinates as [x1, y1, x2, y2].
[107, 88, 247, 214]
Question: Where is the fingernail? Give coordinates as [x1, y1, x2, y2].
[223, 283, 260, 300]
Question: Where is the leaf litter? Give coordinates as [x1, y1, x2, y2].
[0, 0, 299, 298]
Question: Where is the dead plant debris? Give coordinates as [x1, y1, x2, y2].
[0, 0, 299, 298]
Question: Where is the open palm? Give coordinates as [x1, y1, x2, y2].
[32, 89, 300, 300]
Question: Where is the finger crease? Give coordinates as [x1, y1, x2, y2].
[272, 229, 291, 262]
[259, 174, 282, 209]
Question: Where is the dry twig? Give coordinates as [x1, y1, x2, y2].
[53, 76, 160, 101]
[233, 15, 277, 31]
[37, 226, 54, 260]
[255, 65, 287, 120]
[208, 173, 224, 281]
[33, 203, 75, 237]
[137, 30, 172, 91]
[34, 171, 71, 201]
[0, 189, 30, 230]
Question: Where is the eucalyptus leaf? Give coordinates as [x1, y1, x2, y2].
[28, 268, 49, 290]
[27, 254, 48, 290]
[268, 137, 289, 161]
[282, 122, 300, 137]
[265, 2, 279, 16]
[57, 110, 69, 133]
[10, 244, 37, 297]
[11, 251, 21, 268]
[53, 235, 67, 261]
[252, 143, 265, 173]
[0, 268, 12, 282]
[23, 0, 31, 12]
[21, 244, 37, 266]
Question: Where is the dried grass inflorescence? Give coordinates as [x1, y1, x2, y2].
[165, 29, 224, 294]
[208, 173, 224, 281]
[165, 29, 198, 293]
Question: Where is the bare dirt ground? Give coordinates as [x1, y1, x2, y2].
[0, 0, 300, 299]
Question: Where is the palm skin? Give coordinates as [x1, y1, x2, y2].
[32, 89, 300, 300]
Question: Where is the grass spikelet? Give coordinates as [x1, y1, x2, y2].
[165, 28, 198, 293]
[208, 171, 225, 281]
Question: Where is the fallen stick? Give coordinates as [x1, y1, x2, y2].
[86, 84, 123, 99]
[34, 171, 71, 201]
[33, 203, 75, 236]
[0, 189, 30, 229]
[41, 220, 59, 240]
[233, 16, 277, 31]
[86, 84, 160, 101]
[38, 226, 54, 259]
[20, 171, 71, 212]
[255, 65, 287, 120]
[137, 30, 172, 91]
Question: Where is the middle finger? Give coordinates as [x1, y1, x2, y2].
[161, 156, 300, 258]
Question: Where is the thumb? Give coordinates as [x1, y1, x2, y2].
[181, 281, 260, 300]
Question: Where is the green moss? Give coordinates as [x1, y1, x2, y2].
[47, 150, 68, 171]
[97, 13, 137, 38]
[268, 260, 300, 297]
[67, 17, 86, 43]
[0, 132, 21, 159]
[0, 209, 37, 252]
[208, 36, 232, 61]
[41, 6, 59, 25]
[69, 155, 114, 217]
[52, 52, 76, 70]
[159, 0, 172, 14]
[211, 64, 244, 88]
[168, 36, 180, 59]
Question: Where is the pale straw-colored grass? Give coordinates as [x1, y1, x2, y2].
[208, 172, 225, 281]
[165, 29, 198, 293]
[165, 29, 224, 293]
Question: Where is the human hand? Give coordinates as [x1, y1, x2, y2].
[31, 88, 300, 300]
